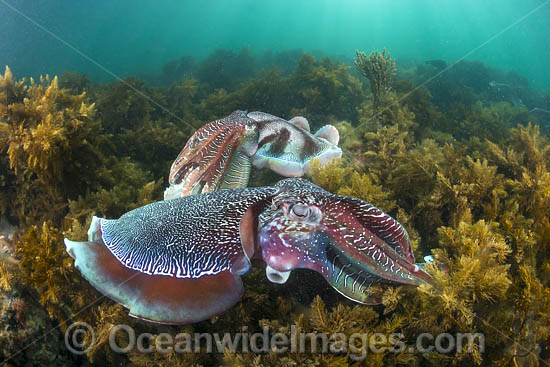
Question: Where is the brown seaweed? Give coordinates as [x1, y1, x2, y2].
[1, 49, 549, 366]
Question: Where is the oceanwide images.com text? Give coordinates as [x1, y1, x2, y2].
[65, 322, 485, 361]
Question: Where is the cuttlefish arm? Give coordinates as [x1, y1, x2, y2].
[258, 178, 432, 304]
[65, 186, 277, 324]
[164, 111, 342, 199]
[166, 111, 259, 198]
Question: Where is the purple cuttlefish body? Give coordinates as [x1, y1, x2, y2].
[65, 178, 432, 325]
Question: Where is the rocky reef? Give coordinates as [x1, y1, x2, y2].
[1, 46, 550, 366]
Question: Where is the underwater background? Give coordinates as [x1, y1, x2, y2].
[1, 0, 550, 366]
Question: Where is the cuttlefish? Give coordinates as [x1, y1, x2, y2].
[65, 178, 432, 325]
[164, 110, 342, 199]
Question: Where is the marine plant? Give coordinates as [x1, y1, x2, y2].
[288, 54, 364, 126]
[354, 48, 396, 108]
[0, 67, 104, 225]
[195, 54, 365, 128]
[1, 48, 550, 366]
[195, 48, 257, 92]
[308, 52, 550, 365]
[159, 55, 197, 87]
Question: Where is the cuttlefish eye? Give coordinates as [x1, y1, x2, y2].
[291, 203, 309, 217]
[285, 203, 323, 224]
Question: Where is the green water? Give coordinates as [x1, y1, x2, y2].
[3, 1, 550, 366]
[1, 0, 549, 90]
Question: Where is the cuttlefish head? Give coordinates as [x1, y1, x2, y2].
[247, 112, 342, 177]
[258, 178, 432, 304]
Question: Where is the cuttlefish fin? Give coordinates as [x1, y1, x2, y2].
[288, 116, 310, 132]
[166, 111, 258, 198]
[314, 125, 340, 146]
[65, 218, 243, 324]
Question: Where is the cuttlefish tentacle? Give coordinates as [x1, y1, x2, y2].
[66, 178, 432, 325]
[165, 111, 342, 199]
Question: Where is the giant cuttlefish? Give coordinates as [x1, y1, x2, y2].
[164, 110, 342, 199]
[65, 178, 432, 325]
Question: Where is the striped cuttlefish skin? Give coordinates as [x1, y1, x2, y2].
[164, 111, 342, 199]
[65, 178, 432, 325]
